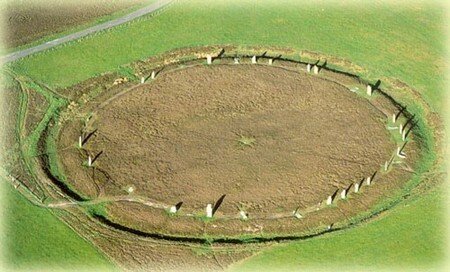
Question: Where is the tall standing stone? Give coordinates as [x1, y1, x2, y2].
[313, 65, 319, 74]
[206, 54, 212, 65]
[306, 63, 311, 73]
[151, 71, 156, 79]
[354, 182, 360, 193]
[206, 204, 213, 218]
[78, 136, 83, 148]
[340, 189, 347, 199]
[251, 55, 257, 64]
[367, 85, 373, 96]
[87, 156, 92, 167]
[268, 59, 273, 65]
[140, 77, 145, 84]
[326, 195, 332, 205]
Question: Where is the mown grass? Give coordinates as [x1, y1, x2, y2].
[9, 0, 446, 112]
[229, 187, 446, 272]
[1, 181, 116, 271]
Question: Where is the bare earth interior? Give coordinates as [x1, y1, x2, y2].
[63, 64, 393, 211]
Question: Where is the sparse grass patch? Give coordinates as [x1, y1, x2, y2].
[237, 135, 256, 148]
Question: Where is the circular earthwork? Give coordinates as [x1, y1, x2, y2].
[54, 49, 420, 240]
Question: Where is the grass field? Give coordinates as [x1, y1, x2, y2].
[3, 0, 447, 270]
[1, 181, 116, 271]
[229, 187, 446, 271]
[9, 0, 446, 112]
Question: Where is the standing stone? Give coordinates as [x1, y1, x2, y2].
[151, 71, 156, 79]
[367, 85, 373, 96]
[239, 211, 248, 220]
[206, 54, 212, 65]
[127, 186, 134, 193]
[354, 182, 360, 193]
[169, 206, 177, 214]
[366, 176, 371, 186]
[313, 65, 319, 74]
[251, 55, 257, 64]
[399, 124, 403, 134]
[140, 77, 145, 84]
[87, 156, 92, 167]
[397, 147, 406, 158]
[384, 161, 389, 171]
[234, 57, 239, 64]
[402, 129, 407, 141]
[268, 59, 273, 65]
[293, 211, 302, 219]
[392, 113, 397, 123]
[326, 195, 332, 205]
[206, 204, 213, 218]
[306, 64, 311, 73]
[340, 189, 347, 199]
[78, 136, 83, 148]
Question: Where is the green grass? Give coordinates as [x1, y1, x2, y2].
[2, 0, 159, 55]
[1, 181, 116, 271]
[229, 187, 446, 272]
[9, 0, 446, 113]
[86, 203, 109, 217]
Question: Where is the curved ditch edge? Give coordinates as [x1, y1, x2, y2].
[38, 118, 87, 202]
[92, 186, 413, 245]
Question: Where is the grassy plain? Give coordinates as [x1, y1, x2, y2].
[1, 181, 115, 270]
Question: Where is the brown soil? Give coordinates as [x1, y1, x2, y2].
[3, 0, 146, 48]
[62, 64, 394, 211]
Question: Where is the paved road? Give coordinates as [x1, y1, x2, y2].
[1, 0, 173, 64]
